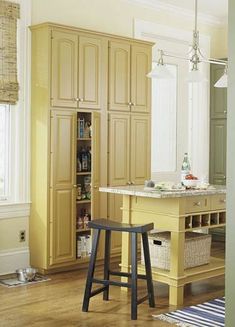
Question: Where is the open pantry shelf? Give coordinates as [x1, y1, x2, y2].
[185, 211, 226, 230]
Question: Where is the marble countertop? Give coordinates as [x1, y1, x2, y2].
[99, 185, 226, 199]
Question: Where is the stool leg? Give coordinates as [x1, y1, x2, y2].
[142, 232, 155, 308]
[82, 229, 101, 312]
[103, 230, 111, 300]
[131, 232, 138, 320]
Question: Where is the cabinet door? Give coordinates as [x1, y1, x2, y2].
[131, 45, 151, 113]
[50, 110, 77, 265]
[109, 41, 130, 112]
[210, 119, 227, 185]
[78, 36, 103, 110]
[210, 64, 227, 119]
[109, 113, 130, 186]
[51, 31, 78, 108]
[130, 114, 150, 184]
[91, 111, 100, 219]
[108, 194, 123, 255]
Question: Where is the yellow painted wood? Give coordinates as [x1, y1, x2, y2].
[109, 113, 130, 186]
[107, 193, 123, 254]
[185, 196, 210, 213]
[51, 30, 78, 108]
[30, 26, 51, 270]
[119, 192, 226, 306]
[30, 22, 152, 271]
[50, 110, 77, 265]
[210, 195, 226, 210]
[78, 36, 103, 109]
[109, 41, 131, 112]
[91, 111, 100, 219]
[130, 114, 150, 184]
[131, 45, 151, 113]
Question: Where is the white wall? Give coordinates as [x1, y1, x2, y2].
[31, 0, 227, 58]
[0, 0, 31, 275]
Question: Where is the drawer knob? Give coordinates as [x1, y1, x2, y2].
[193, 201, 201, 206]
[220, 199, 226, 203]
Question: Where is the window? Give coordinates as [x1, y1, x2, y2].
[151, 63, 177, 173]
[0, 104, 10, 200]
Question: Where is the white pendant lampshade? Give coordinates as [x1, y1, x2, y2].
[147, 64, 173, 79]
[186, 69, 208, 83]
[214, 70, 228, 88]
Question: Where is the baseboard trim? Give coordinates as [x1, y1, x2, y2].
[0, 247, 30, 275]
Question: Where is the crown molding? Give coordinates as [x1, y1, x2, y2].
[124, 0, 227, 26]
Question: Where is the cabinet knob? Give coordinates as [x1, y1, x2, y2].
[73, 184, 77, 188]
[193, 201, 201, 206]
[220, 199, 226, 203]
[79, 98, 84, 102]
[223, 175, 226, 179]
[224, 110, 227, 114]
[127, 181, 131, 185]
[131, 181, 135, 185]
[93, 186, 98, 189]
[131, 102, 136, 106]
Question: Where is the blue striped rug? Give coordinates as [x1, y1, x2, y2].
[153, 297, 225, 327]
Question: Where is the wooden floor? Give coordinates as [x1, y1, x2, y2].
[0, 241, 225, 327]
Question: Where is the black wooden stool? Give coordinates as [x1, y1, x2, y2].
[82, 218, 155, 320]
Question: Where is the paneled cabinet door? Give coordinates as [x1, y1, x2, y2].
[130, 114, 151, 184]
[78, 36, 103, 110]
[108, 113, 130, 186]
[91, 111, 101, 219]
[51, 31, 78, 108]
[109, 41, 131, 112]
[210, 64, 227, 119]
[131, 46, 151, 113]
[50, 110, 77, 265]
[210, 119, 227, 185]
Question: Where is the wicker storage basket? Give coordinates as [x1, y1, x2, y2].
[141, 232, 212, 270]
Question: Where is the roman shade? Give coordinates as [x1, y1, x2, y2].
[0, 0, 20, 104]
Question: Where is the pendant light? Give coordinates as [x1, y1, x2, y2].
[147, 0, 227, 88]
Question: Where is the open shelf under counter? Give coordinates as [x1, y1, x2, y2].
[138, 256, 225, 286]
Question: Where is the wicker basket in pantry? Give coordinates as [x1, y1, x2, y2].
[141, 232, 212, 270]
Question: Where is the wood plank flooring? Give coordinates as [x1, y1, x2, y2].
[0, 241, 225, 327]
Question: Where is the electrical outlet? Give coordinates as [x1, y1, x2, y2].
[19, 230, 26, 242]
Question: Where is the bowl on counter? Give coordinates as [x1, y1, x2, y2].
[16, 267, 38, 282]
[182, 179, 200, 188]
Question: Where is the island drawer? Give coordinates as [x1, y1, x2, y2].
[210, 195, 226, 210]
[185, 196, 210, 213]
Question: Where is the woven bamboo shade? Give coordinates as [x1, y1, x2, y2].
[0, 1, 20, 104]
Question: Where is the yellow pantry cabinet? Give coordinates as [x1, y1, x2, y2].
[108, 112, 151, 254]
[51, 30, 107, 110]
[109, 41, 151, 113]
[30, 22, 153, 271]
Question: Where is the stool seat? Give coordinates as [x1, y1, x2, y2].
[88, 218, 153, 233]
[82, 218, 155, 320]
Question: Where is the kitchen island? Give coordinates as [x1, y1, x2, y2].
[99, 185, 226, 306]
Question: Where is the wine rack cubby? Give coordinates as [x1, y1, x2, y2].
[184, 211, 226, 230]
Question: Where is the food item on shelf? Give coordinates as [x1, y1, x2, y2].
[77, 215, 84, 230]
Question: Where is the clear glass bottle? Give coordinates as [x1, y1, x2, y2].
[181, 153, 191, 182]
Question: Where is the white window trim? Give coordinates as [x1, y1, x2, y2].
[0, 0, 31, 213]
[134, 19, 210, 182]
